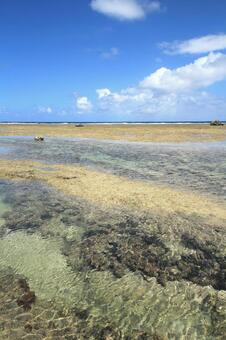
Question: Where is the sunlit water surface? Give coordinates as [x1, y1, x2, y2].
[0, 137, 225, 339]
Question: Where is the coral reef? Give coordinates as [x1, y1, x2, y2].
[76, 218, 226, 290]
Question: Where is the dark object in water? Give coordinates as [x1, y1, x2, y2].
[18, 278, 30, 291]
[17, 278, 36, 310]
[24, 323, 33, 333]
[17, 291, 36, 311]
[34, 136, 45, 141]
[75, 124, 84, 127]
[210, 120, 224, 126]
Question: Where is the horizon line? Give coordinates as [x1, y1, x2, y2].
[0, 120, 225, 124]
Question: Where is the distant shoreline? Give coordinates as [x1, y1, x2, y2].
[0, 121, 225, 125]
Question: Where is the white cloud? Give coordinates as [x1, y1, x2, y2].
[160, 34, 226, 55]
[101, 47, 119, 59]
[76, 96, 93, 112]
[94, 52, 226, 120]
[76, 50, 226, 121]
[38, 106, 53, 113]
[97, 87, 153, 104]
[96, 86, 226, 121]
[90, 0, 161, 21]
[96, 88, 112, 98]
[97, 88, 129, 102]
[140, 52, 226, 92]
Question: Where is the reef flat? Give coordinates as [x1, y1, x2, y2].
[0, 123, 226, 142]
[0, 133, 225, 339]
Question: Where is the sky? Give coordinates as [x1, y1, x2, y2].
[1, 0, 226, 122]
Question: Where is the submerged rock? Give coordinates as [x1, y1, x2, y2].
[34, 136, 45, 141]
[76, 219, 226, 291]
[17, 288, 36, 311]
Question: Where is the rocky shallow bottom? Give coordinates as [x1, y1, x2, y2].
[0, 180, 225, 339]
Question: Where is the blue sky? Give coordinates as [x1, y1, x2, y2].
[1, 0, 226, 122]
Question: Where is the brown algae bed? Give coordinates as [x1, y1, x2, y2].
[0, 123, 226, 142]
[0, 159, 225, 223]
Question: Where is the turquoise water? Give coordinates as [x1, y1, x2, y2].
[0, 137, 225, 339]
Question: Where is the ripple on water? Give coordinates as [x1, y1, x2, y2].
[0, 181, 225, 338]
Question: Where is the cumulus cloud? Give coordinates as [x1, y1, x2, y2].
[97, 88, 128, 102]
[90, 0, 161, 21]
[96, 87, 226, 121]
[160, 34, 226, 55]
[76, 96, 93, 112]
[77, 49, 226, 120]
[101, 47, 119, 59]
[97, 87, 153, 104]
[96, 88, 112, 98]
[94, 52, 226, 120]
[140, 52, 226, 92]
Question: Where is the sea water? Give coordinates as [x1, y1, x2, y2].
[0, 137, 225, 339]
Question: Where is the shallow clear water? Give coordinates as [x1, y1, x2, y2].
[0, 137, 225, 339]
[1, 137, 226, 198]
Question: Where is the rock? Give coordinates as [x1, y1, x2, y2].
[17, 291, 36, 311]
[34, 136, 44, 142]
[210, 120, 224, 126]
[16, 278, 36, 311]
[75, 124, 84, 127]
[18, 278, 30, 292]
